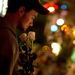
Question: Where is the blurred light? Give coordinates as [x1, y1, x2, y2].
[71, 27, 75, 38]
[60, 4, 67, 9]
[61, 24, 69, 32]
[51, 42, 61, 56]
[72, 30, 75, 37]
[60, 3, 69, 10]
[56, 18, 64, 26]
[50, 24, 58, 32]
[43, 2, 58, 13]
[73, 40, 75, 45]
[48, 7, 55, 13]
[61, 25, 67, 31]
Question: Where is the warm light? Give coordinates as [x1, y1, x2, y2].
[71, 27, 75, 38]
[61, 25, 67, 31]
[51, 42, 61, 56]
[73, 30, 75, 37]
[56, 18, 64, 26]
[73, 40, 75, 45]
[48, 7, 55, 13]
[61, 24, 69, 32]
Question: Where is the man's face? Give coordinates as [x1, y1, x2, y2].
[21, 10, 38, 31]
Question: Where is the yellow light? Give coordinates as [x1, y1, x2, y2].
[61, 24, 69, 32]
[73, 30, 75, 37]
[48, 7, 55, 13]
[73, 40, 75, 45]
[61, 25, 67, 31]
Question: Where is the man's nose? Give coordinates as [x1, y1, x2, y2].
[30, 21, 33, 27]
[30, 23, 33, 27]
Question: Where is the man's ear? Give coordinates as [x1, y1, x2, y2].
[18, 6, 26, 17]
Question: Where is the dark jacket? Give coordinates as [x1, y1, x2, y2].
[0, 17, 19, 75]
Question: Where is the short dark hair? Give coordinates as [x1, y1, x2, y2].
[7, 0, 49, 15]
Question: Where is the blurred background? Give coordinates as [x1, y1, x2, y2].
[0, 0, 75, 75]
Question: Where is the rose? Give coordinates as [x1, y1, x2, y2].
[19, 32, 36, 49]
[28, 31, 35, 41]
[19, 33, 27, 42]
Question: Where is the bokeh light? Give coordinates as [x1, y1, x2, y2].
[48, 7, 55, 13]
[60, 3, 69, 10]
[61, 24, 69, 32]
[51, 42, 61, 56]
[50, 24, 58, 32]
[73, 40, 75, 45]
[43, 2, 58, 13]
[72, 30, 75, 37]
[56, 18, 64, 26]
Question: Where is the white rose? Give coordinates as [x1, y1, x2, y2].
[28, 31, 35, 41]
[19, 33, 27, 42]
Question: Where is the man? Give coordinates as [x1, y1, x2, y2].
[0, 0, 49, 75]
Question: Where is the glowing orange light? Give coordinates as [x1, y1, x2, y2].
[61, 24, 69, 32]
[73, 30, 75, 37]
[71, 26, 75, 38]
